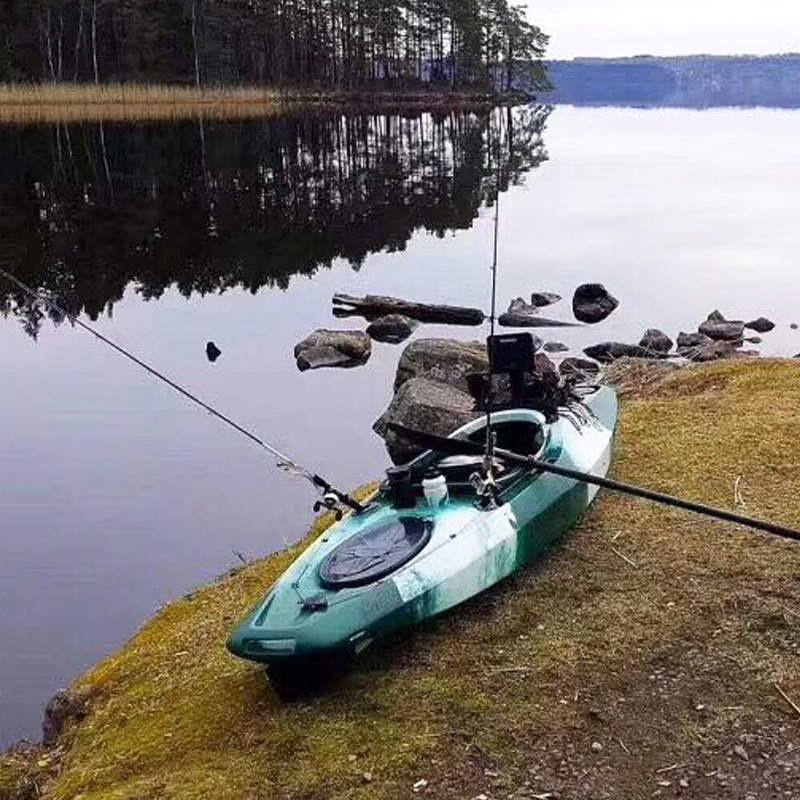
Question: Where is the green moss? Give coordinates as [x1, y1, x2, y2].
[4, 359, 800, 800]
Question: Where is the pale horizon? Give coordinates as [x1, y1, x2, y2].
[531, 1, 800, 60]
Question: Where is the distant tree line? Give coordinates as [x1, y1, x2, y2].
[0, 0, 548, 90]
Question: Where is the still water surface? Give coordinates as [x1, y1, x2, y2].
[1, 104, 799, 745]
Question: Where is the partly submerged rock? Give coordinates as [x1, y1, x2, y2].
[499, 298, 576, 330]
[745, 336, 763, 345]
[529, 291, 562, 308]
[543, 341, 569, 353]
[559, 357, 601, 380]
[206, 342, 222, 363]
[698, 319, 746, 342]
[294, 330, 371, 371]
[677, 331, 713, 349]
[583, 342, 655, 364]
[373, 378, 478, 464]
[394, 339, 488, 394]
[746, 317, 776, 334]
[639, 329, 673, 354]
[572, 284, 619, 324]
[366, 314, 419, 345]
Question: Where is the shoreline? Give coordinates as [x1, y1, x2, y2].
[2, 358, 799, 800]
[0, 83, 530, 124]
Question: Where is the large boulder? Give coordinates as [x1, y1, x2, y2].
[572, 284, 619, 324]
[366, 314, 418, 344]
[639, 329, 673, 354]
[698, 319, 746, 342]
[294, 330, 371, 371]
[583, 342, 655, 364]
[394, 339, 488, 393]
[746, 317, 775, 334]
[373, 378, 478, 464]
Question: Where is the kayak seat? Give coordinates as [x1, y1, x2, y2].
[467, 420, 545, 457]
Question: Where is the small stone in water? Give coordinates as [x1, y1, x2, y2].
[413, 778, 429, 791]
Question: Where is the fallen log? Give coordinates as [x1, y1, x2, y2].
[333, 293, 486, 326]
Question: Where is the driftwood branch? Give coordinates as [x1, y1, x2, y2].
[332, 293, 485, 326]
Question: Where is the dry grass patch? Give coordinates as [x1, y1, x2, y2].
[0, 83, 507, 124]
[2, 359, 800, 800]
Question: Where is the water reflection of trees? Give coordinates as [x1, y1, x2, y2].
[0, 106, 550, 337]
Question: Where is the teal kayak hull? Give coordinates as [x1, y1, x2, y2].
[227, 387, 618, 666]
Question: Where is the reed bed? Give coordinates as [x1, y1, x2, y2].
[0, 82, 505, 124]
[0, 82, 285, 124]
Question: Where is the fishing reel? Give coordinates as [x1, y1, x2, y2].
[314, 491, 346, 521]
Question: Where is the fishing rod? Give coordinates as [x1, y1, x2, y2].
[387, 424, 800, 544]
[478, 112, 506, 504]
[0, 267, 365, 516]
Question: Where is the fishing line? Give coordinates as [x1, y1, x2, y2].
[0, 266, 363, 512]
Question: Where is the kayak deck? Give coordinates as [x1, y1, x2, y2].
[228, 387, 618, 666]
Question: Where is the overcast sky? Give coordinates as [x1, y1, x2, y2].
[533, 1, 800, 59]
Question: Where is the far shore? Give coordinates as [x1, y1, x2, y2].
[0, 82, 522, 124]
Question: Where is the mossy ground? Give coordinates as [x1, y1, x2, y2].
[2, 359, 800, 800]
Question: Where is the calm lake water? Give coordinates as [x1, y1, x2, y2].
[1, 103, 799, 746]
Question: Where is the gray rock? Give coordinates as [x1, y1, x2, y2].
[707, 309, 727, 322]
[677, 331, 712, 349]
[572, 284, 619, 324]
[43, 689, 90, 746]
[543, 341, 569, 353]
[792, 323, 799, 330]
[583, 342, 655, 364]
[294, 329, 371, 371]
[744, 336, 763, 345]
[560, 358, 601, 379]
[639, 328, 674, 354]
[497, 297, 559, 332]
[795, 353, 800, 358]
[394, 338, 489, 393]
[530, 291, 562, 308]
[534, 353, 560, 384]
[698, 319, 746, 342]
[373, 378, 478, 464]
[366, 314, 419, 344]
[686, 340, 756, 363]
[745, 317, 775, 334]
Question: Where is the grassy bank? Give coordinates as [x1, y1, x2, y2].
[0, 83, 515, 124]
[2, 359, 800, 800]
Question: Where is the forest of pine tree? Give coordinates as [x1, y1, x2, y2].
[0, 0, 548, 91]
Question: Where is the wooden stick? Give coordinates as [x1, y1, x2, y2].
[611, 547, 638, 568]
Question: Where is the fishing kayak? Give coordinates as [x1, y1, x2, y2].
[227, 384, 618, 678]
